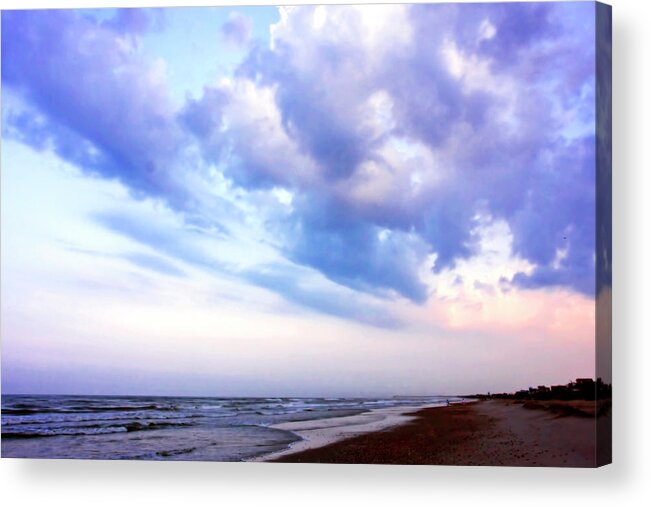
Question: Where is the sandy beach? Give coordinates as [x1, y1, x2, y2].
[261, 400, 609, 467]
[249, 402, 445, 462]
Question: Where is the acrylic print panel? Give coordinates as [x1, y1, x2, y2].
[0, 2, 611, 466]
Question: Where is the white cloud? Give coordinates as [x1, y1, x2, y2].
[478, 18, 497, 41]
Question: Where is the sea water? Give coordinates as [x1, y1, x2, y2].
[1, 394, 459, 461]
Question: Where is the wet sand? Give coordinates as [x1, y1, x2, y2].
[268, 400, 606, 467]
[250, 403, 439, 462]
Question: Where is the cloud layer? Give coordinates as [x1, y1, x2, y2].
[2, 4, 599, 324]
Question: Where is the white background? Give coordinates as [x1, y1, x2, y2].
[0, 0, 649, 505]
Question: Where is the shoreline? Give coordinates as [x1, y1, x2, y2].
[262, 400, 606, 467]
[250, 400, 467, 462]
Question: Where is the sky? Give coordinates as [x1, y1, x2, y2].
[1, 3, 604, 397]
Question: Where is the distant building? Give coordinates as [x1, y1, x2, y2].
[469, 378, 610, 401]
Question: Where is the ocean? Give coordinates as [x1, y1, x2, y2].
[1, 394, 459, 461]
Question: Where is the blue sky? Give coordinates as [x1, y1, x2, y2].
[1, 4, 604, 396]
